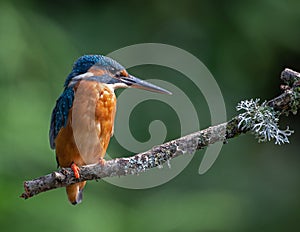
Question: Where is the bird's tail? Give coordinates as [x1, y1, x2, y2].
[66, 181, 86, 205]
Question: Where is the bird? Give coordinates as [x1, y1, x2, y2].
[49, 55, 171, 205]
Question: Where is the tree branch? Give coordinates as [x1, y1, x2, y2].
[21, 68, 300, 200]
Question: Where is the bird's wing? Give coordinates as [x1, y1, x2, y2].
[49, 87, 75, 149]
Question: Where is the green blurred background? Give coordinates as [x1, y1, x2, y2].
[1, 0, 300, 231]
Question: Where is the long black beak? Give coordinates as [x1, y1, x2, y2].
[120, 75, 172, 95]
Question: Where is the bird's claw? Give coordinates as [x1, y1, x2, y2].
[99, 158, 106, 166]
[71, 163, 80, 179]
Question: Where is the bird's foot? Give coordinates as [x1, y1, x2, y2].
[71, 163, 80, 179]
[99, 158, 106, 166]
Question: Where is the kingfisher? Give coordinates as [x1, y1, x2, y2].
[49, 55, 171, 205]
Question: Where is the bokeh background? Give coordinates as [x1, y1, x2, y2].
[1, 0, 300, 231]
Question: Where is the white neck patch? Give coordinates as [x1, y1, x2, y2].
[68, 72, 94, 87]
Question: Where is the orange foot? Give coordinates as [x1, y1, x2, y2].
[99, 158, 106, 166]
[71, 163, 80, 179]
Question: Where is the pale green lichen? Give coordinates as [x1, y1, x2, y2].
[237, 99, 293, 145]
[289, 89, 300, 115]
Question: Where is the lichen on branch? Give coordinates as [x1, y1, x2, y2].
[237, 99, 294, 144]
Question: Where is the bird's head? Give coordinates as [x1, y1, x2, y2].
[65, 55, 171, 94]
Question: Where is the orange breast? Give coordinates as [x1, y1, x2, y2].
[55, 81, 116, 167]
